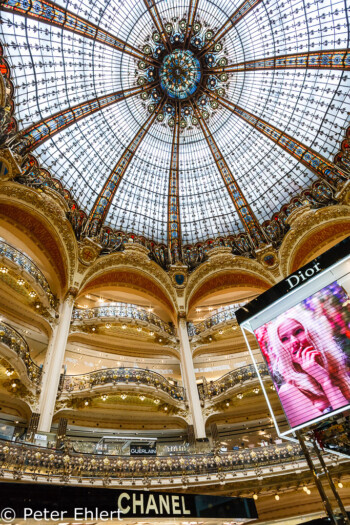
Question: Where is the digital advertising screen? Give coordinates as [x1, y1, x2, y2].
[254, 282, 350, 431]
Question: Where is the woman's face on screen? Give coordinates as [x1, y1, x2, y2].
[277, 318, 309, 359]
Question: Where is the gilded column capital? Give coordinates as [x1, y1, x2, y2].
[64, 287, 79, 305]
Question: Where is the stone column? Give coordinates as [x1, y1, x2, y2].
[178, 318, 206, 439]
[38, 289, 76, 432]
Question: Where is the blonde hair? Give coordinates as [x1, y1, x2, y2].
[267, 307, 350, 400]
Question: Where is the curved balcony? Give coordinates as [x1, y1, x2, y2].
[0, 239, 56, 309]
[198, 363, 269, 401]
[72, 305, 175, 337]
[0, 438, 306, 484]
[0, 322, 42, 384]
[188, 304, 246, 338]
[61, 367, 185, 401]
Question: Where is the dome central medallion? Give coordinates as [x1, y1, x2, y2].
[159, 49, 201, 100]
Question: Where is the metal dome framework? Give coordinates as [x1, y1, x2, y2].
[1, 0, 350, 263]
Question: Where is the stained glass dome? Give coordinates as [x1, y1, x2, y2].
[1, 0, 349, 254]
[160, 50, 201, 100]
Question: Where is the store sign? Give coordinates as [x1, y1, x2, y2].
[130, 444, 157, 456]
[0, 482, 258, 520]
[236, 236, 350, 324]
[286, 261, 322, 290]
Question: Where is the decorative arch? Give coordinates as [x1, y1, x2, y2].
[279, 205, 350, 277]
[186, 254, 276, 313]
[80, 268, 176, 319]
[0, 182, 79, 294]
[79, 248, 177, 319]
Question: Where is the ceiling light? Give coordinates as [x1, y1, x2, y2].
[0, 267, 8, 273]
[139, 395, 145, 401]
[237, 393, 243, 399]
[91, 327, 96, 331]
[29, 291, 36, 297]
[154, 399, 160, 404]
[158, 338, 162, 342]
[5, 369, 14, 376]
[17, 278, 25, 285]
[253, 493, 258, 500]
[121, 394, 127, 400]
[11, 382, 17, 388]
[101, 395, 108, 401]
[253, 387, 259, 394]
[150, 331, 154, 336]
[84, 400, 89, 406]
[219, 330, 223, 335]
[137, 327, 142, 332]
[122, 324, 127, 329]
[338, 481, 343, 489]
[274, 494, 280, 501]
[225, 402, 229, 407]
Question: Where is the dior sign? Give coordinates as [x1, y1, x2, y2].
[236, 236, 350, 325]
[286, 262, 322, 290]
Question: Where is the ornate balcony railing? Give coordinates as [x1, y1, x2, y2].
[0, 439, 306, 483]
[187, 304, 246, 338]
[62, 367, 185, 401]
[0, 238, 56, 309]
[0, 322, 42, 384]
[198, 363, 269, 400]
[72, 305, 175, 336]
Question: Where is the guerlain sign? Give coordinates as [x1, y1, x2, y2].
[130, 444, 157, 456]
